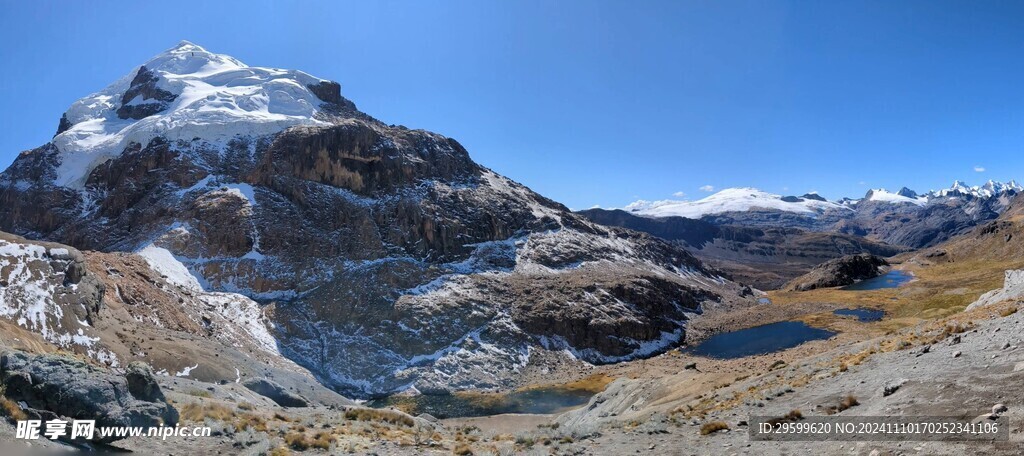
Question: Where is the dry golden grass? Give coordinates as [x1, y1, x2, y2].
[1000, 306, 1018, 317]
[343, 408, 415, 427]
[179, 402, 235, 422]
[234, 413, 268, 432]
[311, 431, 335, 450]
[452, 443, 474, 455]
[0, 396, 26, 421]
[284, 431, 311, 450]
[273, 412, 292, 422]
[700, 421, 729, 435]
[839, 395, 859, 411]
[237, 401, 256, 411]
[544, 373, 614, 393]
[269, 446, 290, 456]
[766, 409, 803, 426]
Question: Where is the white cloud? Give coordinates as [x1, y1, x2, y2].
[858, 181, 867, 185]
[974, 165, 986, 172]
[672, 191, 686, 197]
[699, 185, 715, 192]
[781, 186, 789, 191]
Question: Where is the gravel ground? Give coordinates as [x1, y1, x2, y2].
[554, 302, 1024, 455]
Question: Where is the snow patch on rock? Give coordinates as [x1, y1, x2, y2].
[137, 244, 204, 291]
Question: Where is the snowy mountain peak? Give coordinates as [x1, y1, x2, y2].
[625, 187, 847, 219]
[138, 41, 247, 78]
[864, 188, 927, 206]
[624, 179, 1024, 219]
[896, 187, 918, 198]
[931, 179, 1023, 199]
[51, 41, 342, 189]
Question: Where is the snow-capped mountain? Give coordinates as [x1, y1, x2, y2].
[52, 41, 337, 189]
[863, 188, 927, 206]
[930, 179, 1023, 199]
[0, 42, 753, 397]
[625, 187, 848, 219]
[622, 180, 1023, 248]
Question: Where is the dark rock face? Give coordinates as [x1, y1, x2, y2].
[252, 122, 479, 196]
[54, 113, 73, 137]
[243, 378, 309, 407]
[785, 254, 889, 291]
[307, 81, 343, 104]
[0, 352, 177, 442]
[115, 66, 177, 120]
[897, 187, 918, 198]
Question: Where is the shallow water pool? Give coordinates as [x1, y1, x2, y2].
[833, 307, 885, 322]
[367, 387, 595, 418]
[687, 321, 836, 359]
[842, 270, 913, 290]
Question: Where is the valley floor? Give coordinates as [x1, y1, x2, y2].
[3, 251, 1023, 455]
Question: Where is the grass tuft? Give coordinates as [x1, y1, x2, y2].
[343, 408, 415, 427]
[284, 431, 311, 450]
[0, 396, 26, 422]
[700, 421, 729, 435]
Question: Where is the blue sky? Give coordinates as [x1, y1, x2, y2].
[2, 1, 1024, 209]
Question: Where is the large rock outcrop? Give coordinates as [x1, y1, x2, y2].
[785, 254, 889, 292]
[967, 270, 1024, 310]
[0, 352, 177, 442]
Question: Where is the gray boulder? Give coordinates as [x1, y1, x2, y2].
[243, 378, 309, 407]
[0, 351, 177, 442]
[125, 361, 165, 403]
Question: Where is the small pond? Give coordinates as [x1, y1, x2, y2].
[687, 321, 836, 359]
[367, 387, 595, 419]
[833, 307, 885, 322]
[842, 270, 913, 291]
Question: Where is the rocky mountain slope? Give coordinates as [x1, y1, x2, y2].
[578, 208, 905, 289]
[0, 231, 347, 405]
[623, 181, 1022, 249]
[0, 42, 753, 398]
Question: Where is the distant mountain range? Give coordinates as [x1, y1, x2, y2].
[625, 180, 1023, 219]
[617, 180, 1022, 249]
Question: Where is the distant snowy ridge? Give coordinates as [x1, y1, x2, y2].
[52, 40, 335, 189]
[625, 180, 1023, 218]
[864, 188, 927, 206]
[930, 179, 1023, 199]
[866, 180, 1021, 204]
[625, 187, 847, 218]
